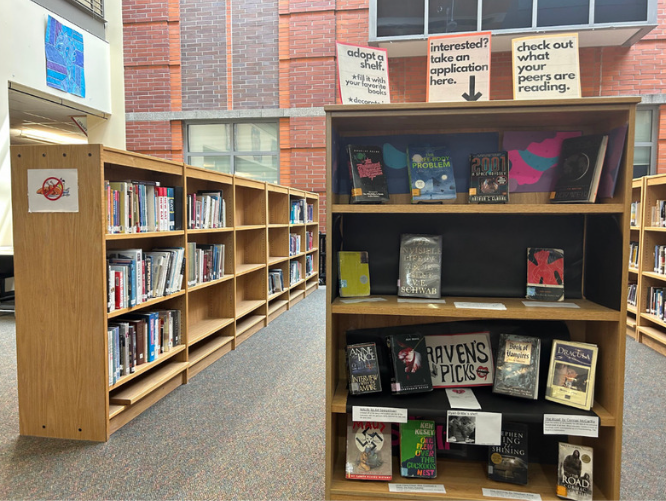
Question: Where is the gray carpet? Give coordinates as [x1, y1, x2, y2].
[0, 291, 664, 500]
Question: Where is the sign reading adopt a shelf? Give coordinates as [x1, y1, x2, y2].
[336, 42, 390, 105]
[427, 32, 491, 102]
[512, 33, 581, 100]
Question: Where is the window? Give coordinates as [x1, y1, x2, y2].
[68, 0, 104, 18]
[633, 106, 658, 178]
[186, 122, 279, 183]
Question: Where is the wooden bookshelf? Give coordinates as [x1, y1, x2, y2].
[10, 144, 318, 441]
[325, 98, 638, 501]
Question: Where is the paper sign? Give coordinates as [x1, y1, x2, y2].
[426, 332, 494, 388]
[428, 32, 491, 103]
[352, 406, 408, 423]
[389, 484, 446, 493]
[27, 169, 79, 212]
[512, 33, 581, 100]
[543, 414, 599, 437]
[482, 488, 542, 501]
[446, 410, 502, 445]
[336, 42, 390, 105]
[445, 388, 481, 409]
[523, 301, 580, 308]
[454, 302, 507, 310]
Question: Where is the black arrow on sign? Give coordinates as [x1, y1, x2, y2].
[462, 75, 482, 101]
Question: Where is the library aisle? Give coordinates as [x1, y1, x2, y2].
[0, 286, 664, 499]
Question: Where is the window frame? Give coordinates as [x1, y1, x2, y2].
[634, 105, 659, 178]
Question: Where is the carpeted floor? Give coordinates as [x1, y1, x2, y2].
[0, 288, 664, 500]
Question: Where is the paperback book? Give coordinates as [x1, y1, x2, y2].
[526, 247, 564, 301]
[347, 145, 390, 204]
[387, 332, 433, 395]
[488, 422, 528, 485]
[407, 145, 456, 202]
[551, 134, 609, 203]
[338, 251, 371, 297]
[347, 342, 382, 395]
[493, 333, 541, 400]
[545, 340, 598, 411]
[345, 418, 392, 481]
[468, 151, 509, 203]
[399, 420, 437, 478]
[398, 234, 442, 299]
[557, 442, 593, 501]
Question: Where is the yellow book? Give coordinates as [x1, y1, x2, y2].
[338, 251, 370, 297]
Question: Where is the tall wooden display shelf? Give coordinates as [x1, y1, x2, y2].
[627, 177, 643, 340]
[325, 98, 637, 501]
[10, 144, 318, 441]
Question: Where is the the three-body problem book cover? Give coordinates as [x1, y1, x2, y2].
[347, 145, 390, 204]
[407, 145, 456, 202]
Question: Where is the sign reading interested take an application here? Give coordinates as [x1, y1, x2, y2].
[336, 42, 390, 105]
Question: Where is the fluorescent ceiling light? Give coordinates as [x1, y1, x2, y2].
[13, 128, 87, 145]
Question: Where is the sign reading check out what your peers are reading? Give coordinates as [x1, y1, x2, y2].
[336, 42, 390, 105]
[512, 33, 581, 100]
[427, 32, 491, 103]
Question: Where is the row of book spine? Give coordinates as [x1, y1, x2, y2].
[105, 180, 180, 234]
[290, 261, 302, 285]
[654, 244, 666, 274]
[629, 241, 640, 269]
[305, 231, 314, 251]
[628, 282, 638, 307]
[630, 201, 641, 227]
[186, 242, 225, 286]
[268, 269, 285, 295]
[305, 254, 314, 276]
[107, 247, 185, 312]
[290, 200, 315, 224]
[108, 309, 182, 385]
[187, 191, 226, 229]
[650, 200, 666, 227]
[289, 233, 301, 256]
[646, 286, 665, 319]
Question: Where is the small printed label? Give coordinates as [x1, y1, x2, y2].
[454, 302, 507, 310]
[389, 484, 446, 493]
[339, 280, 348, 288]
[482, 488, 542, 501]
[544, 415, 599, 437]
[352, 406, 408, 423]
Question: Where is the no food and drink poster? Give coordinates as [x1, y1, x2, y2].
[336, 42, 390, 105]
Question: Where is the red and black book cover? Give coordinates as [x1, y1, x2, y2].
[526, 247, 564, 301]
[387, 333, 433, 395]
[347, 145, 390, 204]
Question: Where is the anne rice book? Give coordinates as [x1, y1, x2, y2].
[557, 442, 593, 501]
[546, 340, 598, 411]
[347, 342, 382, 395]
[407, 145, 456, 202]
[345, 417, 392, 481]
[399, 420, 437, 478]
[493, 334, 541, 400]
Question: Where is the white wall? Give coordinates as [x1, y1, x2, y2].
[0, 0, 126, 247]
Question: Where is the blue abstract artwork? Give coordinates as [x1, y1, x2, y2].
[45, 16, 85, 98]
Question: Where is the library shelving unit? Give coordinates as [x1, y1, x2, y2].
[627, 177, 643, 340]
[634, 173, 666, 355]
[305, 192, 320, 298]
[10, 144, 318, 441]
[289, 188, 308, 307]
[325, 98, 637, 501]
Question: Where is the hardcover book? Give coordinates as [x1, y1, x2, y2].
[526, 247, 564, 301]
[345, 418, 392, 481]
[557, 443, 593, 501]
[493, 334, 541, 400]
[546, 340, 598, 411]
[398, 234, 442, 299]
[399, 420, 437, 478]
[387, 333, 433, 395]
[347, 145, 390, 204]
[338, 251, 371, 297]
[407, 145, 456, 202]
[347, 342, 382, 395]
[469, 152, 509, 203]
[488, 422, 528, 485]
[551, 134, 609, 203]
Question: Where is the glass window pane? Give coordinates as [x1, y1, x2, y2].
[188, 155, 232, 174]
[595, 0, 647, 23]
[635, 109, 653, 143]
[633, 146, 651, 166]
[234, 123, 278, 152]
[377, 0, 424, 37]
[430, 0, 478, 34]
[235, 155, 278, 183]
[538, 0, 589, 27]
[482, 0, 533, 30]
[188, 124, 231, 153]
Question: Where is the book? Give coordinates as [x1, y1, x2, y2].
[468, 151, 509, 203]
[526, 247, 564, 301]
[338, 251, 371, 297]
[557, 443, 593, 501]
[347, 145, 390, 204]
[398, 234, 442, 299]
[407, 145, 456, 202]
[399, 420, 437, 478]
[550, 134, 609, 203]
[345, 418, 392, 481]
[387, 333, 433, 395]
[597, 124, 628, 199]
[488, 422, 528, 485]
[426, 332, 494, 388]
[347, 342, 382, 395]
[545, 340, 598, 411]
[493, 334, 541, 400]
